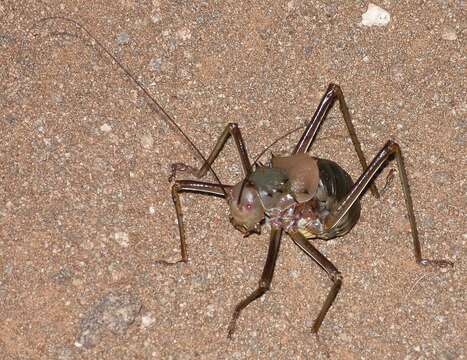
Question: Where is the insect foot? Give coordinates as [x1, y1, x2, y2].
[154, 259, 187, 266]
[168, 163, 199, 182]
[227, 311, 240, 339]
[417, 258, 454, 268]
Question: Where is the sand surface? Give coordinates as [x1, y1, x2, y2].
[1, 1, 465, 359]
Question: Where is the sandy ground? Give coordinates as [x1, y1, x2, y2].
[1, 1, 465, 359]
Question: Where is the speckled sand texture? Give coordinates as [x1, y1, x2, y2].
[0, 1, 465, 359]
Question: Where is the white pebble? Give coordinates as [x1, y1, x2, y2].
[140, 134, 154, 149]
[441, 27, 457, 41]
[176, 28, 191, 41]
[206, 304, 215, 318]
[289, 270, 300, 279]
[100, 123, 112, 133]
[149, 206, 156, 215]
[361, 3, 391, 27]
[141, 314, 156, 329]
[114, 232, 129, 247]
[151, 14, 161, 23]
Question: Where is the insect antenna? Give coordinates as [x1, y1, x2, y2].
[31, 16, 227, 196]
[253, 129, 350, 166]
[252, 125, 305, 165]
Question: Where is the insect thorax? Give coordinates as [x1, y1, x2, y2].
[249, 157, 361, 240]
[248, 164, 326, 237]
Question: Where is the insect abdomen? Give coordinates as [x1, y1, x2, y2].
[298, 158, 361, 240]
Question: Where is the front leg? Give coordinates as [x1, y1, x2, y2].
[170, 123, 252, 181]
[227, 228, 283, 338]
[155, 180, 231, 265]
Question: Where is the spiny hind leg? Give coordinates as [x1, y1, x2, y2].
[293, 83, 379, 198]
[326, 140, 453, 267]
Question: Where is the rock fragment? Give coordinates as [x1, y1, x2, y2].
[361, 3, 391, 27]
[75, 292, 142, 349]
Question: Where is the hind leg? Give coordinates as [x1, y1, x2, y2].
[293, 83, 379, 198]
[326, 140, 453, 267]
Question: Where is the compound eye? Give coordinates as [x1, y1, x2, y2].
[243, 203, 253, 211]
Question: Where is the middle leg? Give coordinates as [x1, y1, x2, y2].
[227, 228, 283, 338]
[289, 232, 342, 333]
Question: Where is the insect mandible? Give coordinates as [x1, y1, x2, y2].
[35, 17, 453, 338]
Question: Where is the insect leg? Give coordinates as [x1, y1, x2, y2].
[293, 83, 379, 197]
[289, 232, 342, 333]
[227, 228, 283, 338]
[155, 180, 231, 265]
[326, 140, 453, 267]
[171, 123, 252, 180]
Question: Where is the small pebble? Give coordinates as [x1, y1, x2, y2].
[206, 304, 215, 318]
[116, 32, 130, 45]
[140, 133, 154, 149]
[52, 94, 63, 104]
[149, 58, 162, 71]
[441, 26, 457, 41]
[114, 232, 129, 247]
[151, 14, 161, 23]
[141, 313, 156, 329]
[361, 3, 391, 27]
[100, 123, 112, 133]
[390, 63, 404, 81]
[289, 270, 300, 279]
[432, 171, 450, 185]
[176, 28, 191, 41]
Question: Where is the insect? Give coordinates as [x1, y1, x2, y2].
[166, 85, 453, 337]
[35, 17, 453, 338]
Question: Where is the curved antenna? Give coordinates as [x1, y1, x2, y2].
[253, 128, 348, 165]
[252, 125, 305, 165]
[30, 16, 227, 196]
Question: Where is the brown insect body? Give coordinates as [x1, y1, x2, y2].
[166, 85, 452, 337]
[229, 153, 360, 240]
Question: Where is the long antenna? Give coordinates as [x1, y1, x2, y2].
[252, 125, 305, 164]
[31, 16, 227, 196]
[253, 130, 348, 165]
